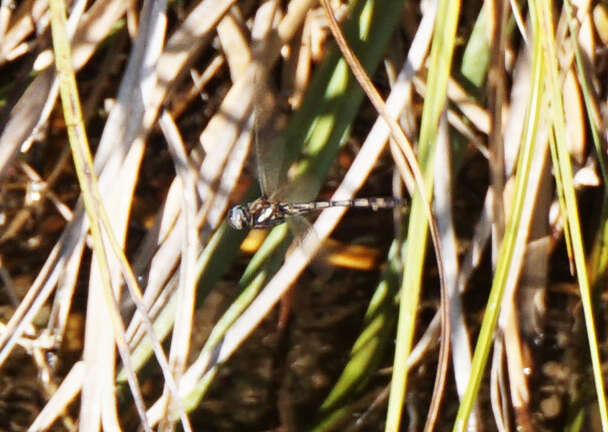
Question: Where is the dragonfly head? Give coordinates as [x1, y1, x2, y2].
[227, 204, 251, 230]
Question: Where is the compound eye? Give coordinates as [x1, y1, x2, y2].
[227, 205, 248, 230]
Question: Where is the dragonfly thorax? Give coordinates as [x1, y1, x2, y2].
[228, 197, 290, 230]
[254, 202, 286, 227]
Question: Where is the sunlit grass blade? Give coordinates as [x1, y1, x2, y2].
[452, 10, 545, 430]
[49, 0, 154, 429]
[386, 0, 461, 429]
[535, 0, 608, 427]
[563, 0, 608, 292]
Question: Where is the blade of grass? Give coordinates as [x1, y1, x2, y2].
[48, 0, 152, 430]
[460, 3, 491, 90]
[180, 223, 292, 407]
[535, 0, 608, 427]
[385, 0, 461, 428]
[563, 0, 608, 293]
[309, 3, 438, 426]
[28, 361, 85, 430]
[157, 110, 199, 431]
[310, 241, 401, 431]
[51, 1, 195, 430]
[317, 0, 457, 427]
[452, 10, 545, 429]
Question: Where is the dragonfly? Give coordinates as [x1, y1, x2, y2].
[226, 66, 405, 232]
[227, 195, 405, 230]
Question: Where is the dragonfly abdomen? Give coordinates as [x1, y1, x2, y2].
[284, 197, 405, 214]
[328, 197, 405, 210]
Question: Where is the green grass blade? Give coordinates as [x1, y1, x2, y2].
[452, 11, 546, 430]
[563, 0, 608, 293]
[460, 3, 490, 90]
[385, 0, 461, 429]
[310, 241, 401, 431]
[535, 0, 608, 427]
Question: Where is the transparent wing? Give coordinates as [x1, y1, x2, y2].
[270, 172, 322, 204]
[286, 214, 334, 279]
[286, 214, 313, 244]
[252, 66, 285, 198]
[286, 214, 322, 260]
